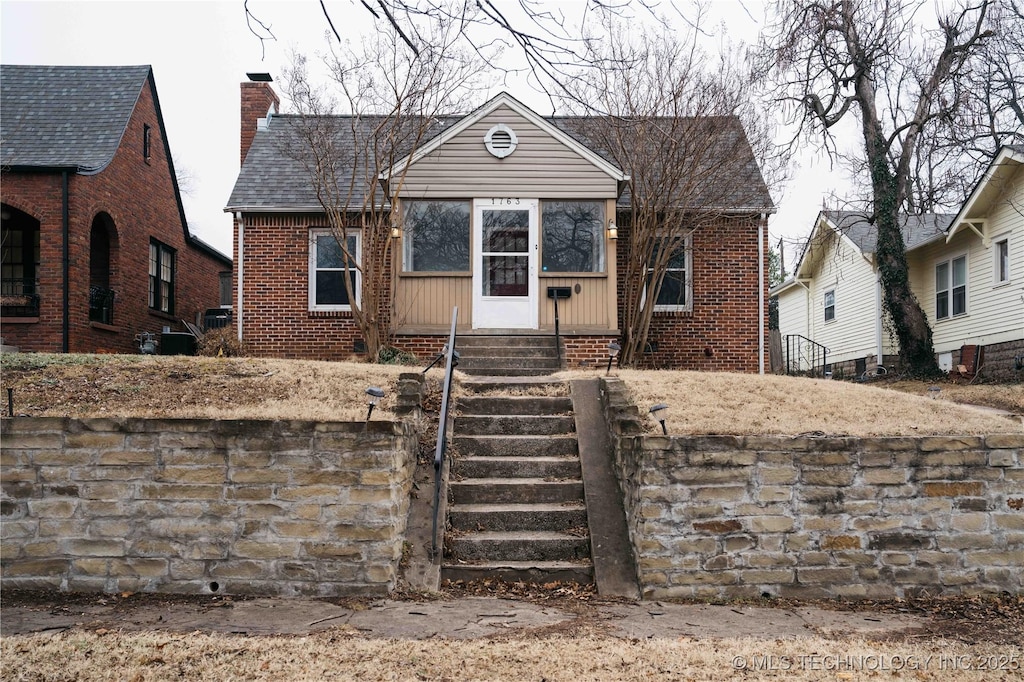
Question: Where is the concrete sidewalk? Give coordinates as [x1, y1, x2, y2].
[1, 595, 926, 640]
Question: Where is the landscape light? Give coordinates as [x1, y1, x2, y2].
[365, 386, 385, 425]
[649, 402, 669, 435]
[607, 341, 621, 375]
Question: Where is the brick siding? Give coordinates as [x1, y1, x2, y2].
[1, 78, 228, 354]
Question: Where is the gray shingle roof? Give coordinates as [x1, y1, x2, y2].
[228, 107, 773, 212]
[1, 64, 150, 173]
[824, 210, 955, 253]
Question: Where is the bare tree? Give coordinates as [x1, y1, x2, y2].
[559, 12, 779, 366]
[279, 16, 485, 359]
[763, 0, 1016, 377]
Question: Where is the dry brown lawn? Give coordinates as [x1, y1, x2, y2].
[1, 354, 1020, 435]
[556, 369, 1022, 436]
[3, 630, 1020, 681]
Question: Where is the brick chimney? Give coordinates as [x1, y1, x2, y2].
[240, 73, 280, 166]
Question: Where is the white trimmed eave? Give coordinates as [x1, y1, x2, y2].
[381, 92, 630, 184]
[224, 204, 390, 213]
[947, 145, 1024, 244]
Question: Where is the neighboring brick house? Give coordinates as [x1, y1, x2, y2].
[226, 77, 774, 370]
[1, 65, 231, 354]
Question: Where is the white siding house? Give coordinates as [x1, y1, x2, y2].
[774, 145, 1024, 379]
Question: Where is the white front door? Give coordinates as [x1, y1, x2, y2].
[472, 198, 538, 329]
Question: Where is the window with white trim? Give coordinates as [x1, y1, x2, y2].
[149, 239, 175, 314]
[823, 289, 835, 322]
[309, 229, 359, 310]
[647, 237, 692, 311]
[403, 200, 470, 272]
[995, 237, 1009, 284]
[935, 254, 967, 319]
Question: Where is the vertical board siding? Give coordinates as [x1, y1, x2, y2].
[393, 276, 473, 328]
[538, 277, 609, 329]
[399, 105, 619, 199]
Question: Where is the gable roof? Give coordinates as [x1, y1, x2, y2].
[794, 210, 954, 278]
[0, 64, 151, 174]
[227, 94, 774, 213]
[383, 91, 629, 184]
[946, 145, 1024, 242]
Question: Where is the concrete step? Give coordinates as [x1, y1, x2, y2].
[441, 560, 593, 585]
[458, 396, 572, 416]
[451, 478, 584, 504]
[453, 435, 578, 457]
[455, 347, 559, 360]
[449, 531, 590, 562]
[449, 502, 587, 531]
[456, 456, 582, 479]
[456, 336, 558, 349]
[459, 366, 559, 377]
[455, 415, 576, 436]
[457, 356, 561, 371]
[460, 377, 567, 393]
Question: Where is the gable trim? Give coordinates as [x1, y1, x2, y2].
[947, 145, 1024, 243]
[381, 92, 629, 183]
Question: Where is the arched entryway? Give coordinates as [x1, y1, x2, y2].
[89, 213, 119, 324]
[1, 204, 42, 318]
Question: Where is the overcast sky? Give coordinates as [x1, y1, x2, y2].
[1, 0, 851, 266]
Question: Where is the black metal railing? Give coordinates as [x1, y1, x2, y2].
[1, 278, 40, 317]
[784, 334, 830, 377]
[88, 286, 116, 325]
[431, 306, 459, 557]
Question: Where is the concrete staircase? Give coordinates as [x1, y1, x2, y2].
[442, 376, 593, 585]
[454, 335, 561, 376]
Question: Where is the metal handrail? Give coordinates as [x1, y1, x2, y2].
[784, 334, 830, 377]
[431, 306, 459, 557]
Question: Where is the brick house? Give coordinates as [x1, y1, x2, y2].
[1, 65, 231, 354]
[226, 76, 774, 370]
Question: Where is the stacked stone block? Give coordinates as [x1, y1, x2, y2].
[601, 378, 1024, 600]
[1, 415, 418, 597]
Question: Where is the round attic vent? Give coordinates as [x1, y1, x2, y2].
[484, 124, 518, 159]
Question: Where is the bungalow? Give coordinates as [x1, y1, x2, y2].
[226, 76, 774, 370]
[773, 145, 1024, 380]
[0, 65, 231, 354]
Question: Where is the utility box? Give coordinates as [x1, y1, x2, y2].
[160, 331, 197, 356]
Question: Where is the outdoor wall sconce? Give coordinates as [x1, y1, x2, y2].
[390, 224, 402, 239]
[649, 402, 669, 435]
[607, 220, 618, 240]
[365, 386, 385, 426]
[607, 341, 621, 375]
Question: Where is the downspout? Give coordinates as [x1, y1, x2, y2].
[758, 213, 765, 374]
[62, 170, 70, 353]
[235, 212, 244, 343]
[875, 270, 883, 370]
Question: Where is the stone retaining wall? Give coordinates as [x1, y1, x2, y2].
[1, 410, 420, 597]
[601, 379, 1024, 600]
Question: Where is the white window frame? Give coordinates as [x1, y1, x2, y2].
[823, 288, 836, 323]
[308, 228, 360, 312]
[994, 235, 1010, 285]
[646, 235, 693, 313]
[935, 253, 968, 320]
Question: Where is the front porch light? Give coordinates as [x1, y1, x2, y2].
[649, 402, 669, 435]
[390, 224, 402, 239]
[607, 220, 618, 240]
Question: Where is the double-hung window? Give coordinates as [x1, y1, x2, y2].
[823, 289, 836, 322]
[647, 237, 692, 311]
[995, 237, 1009, 284]
[403, 200, 470, 271]
[309, 229, 359, 310]
[149, 239, 175, 314]
[935, 254, 967, 319]
[541, 200, 605, 272]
